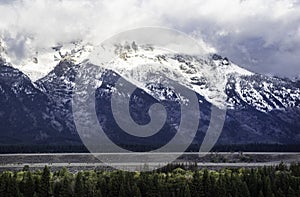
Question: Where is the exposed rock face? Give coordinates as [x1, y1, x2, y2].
[0, 44, 299, 147]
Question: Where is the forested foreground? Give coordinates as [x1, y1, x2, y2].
[1, 163, 300, 197]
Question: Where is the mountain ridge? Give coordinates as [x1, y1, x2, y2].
[0, 42, 299, 147]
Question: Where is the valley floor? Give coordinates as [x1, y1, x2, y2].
[0, 152, 299, 172]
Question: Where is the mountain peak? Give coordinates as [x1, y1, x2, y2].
[0, 41, 300, 145]
[0, 38, 93, 82]
[2, 38, 300, 113]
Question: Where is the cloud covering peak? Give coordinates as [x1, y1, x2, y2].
[0, 0, 300, 77]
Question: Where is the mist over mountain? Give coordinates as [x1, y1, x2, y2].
[1, 0, 300, 78]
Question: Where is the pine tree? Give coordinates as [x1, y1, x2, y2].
[258, 190, 264, 197]
[0, 173, 7, 196]
[287, 187, 296, 197]
[190, 170, 201, 197]
[263, 176, 273, 197]
[132, 184, 142, 197]
[84, 177, 95, 197]
[202, 169, 210, 197]
[74, 172, 84, 197]
[23, 171, 35, 197]
[94, 188, 103, 197]
[290, 162, 300, 176]
[22, 165, 30, 172]
[107, 172, 122, 197]
[183, 184, 191, 197]
[118, 183, 126, 197]
[38, 166, 51, 197]
[216, 175, 226, 197]
[59, 176, 72, 197]
[98, 176, 108, 196]
[239, 182, 250, 197]
[53, 181, 61, 197]
[7, 173, 21, 197]
[276, 188, 285, 197]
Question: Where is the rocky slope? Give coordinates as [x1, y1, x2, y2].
[0, 42, 299, 147]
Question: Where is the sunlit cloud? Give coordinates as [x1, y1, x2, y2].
[0, 0, 299, 77]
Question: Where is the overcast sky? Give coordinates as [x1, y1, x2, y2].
[0, 0, 300, 78]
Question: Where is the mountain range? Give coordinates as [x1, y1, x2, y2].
[0, 40, 300, 149]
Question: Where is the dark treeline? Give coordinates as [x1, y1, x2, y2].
[0, 143, 300, 153]
[1, 163, 300, 197]
[211, 144, 300, 152]
[0, 145, 89, 154]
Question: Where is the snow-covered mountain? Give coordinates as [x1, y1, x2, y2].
[0, 40, 300, 146]
[88, 42, 300, 113]
[0, 38, 93, 81]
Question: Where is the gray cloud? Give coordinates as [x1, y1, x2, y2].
[0, 0, 299, 77]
